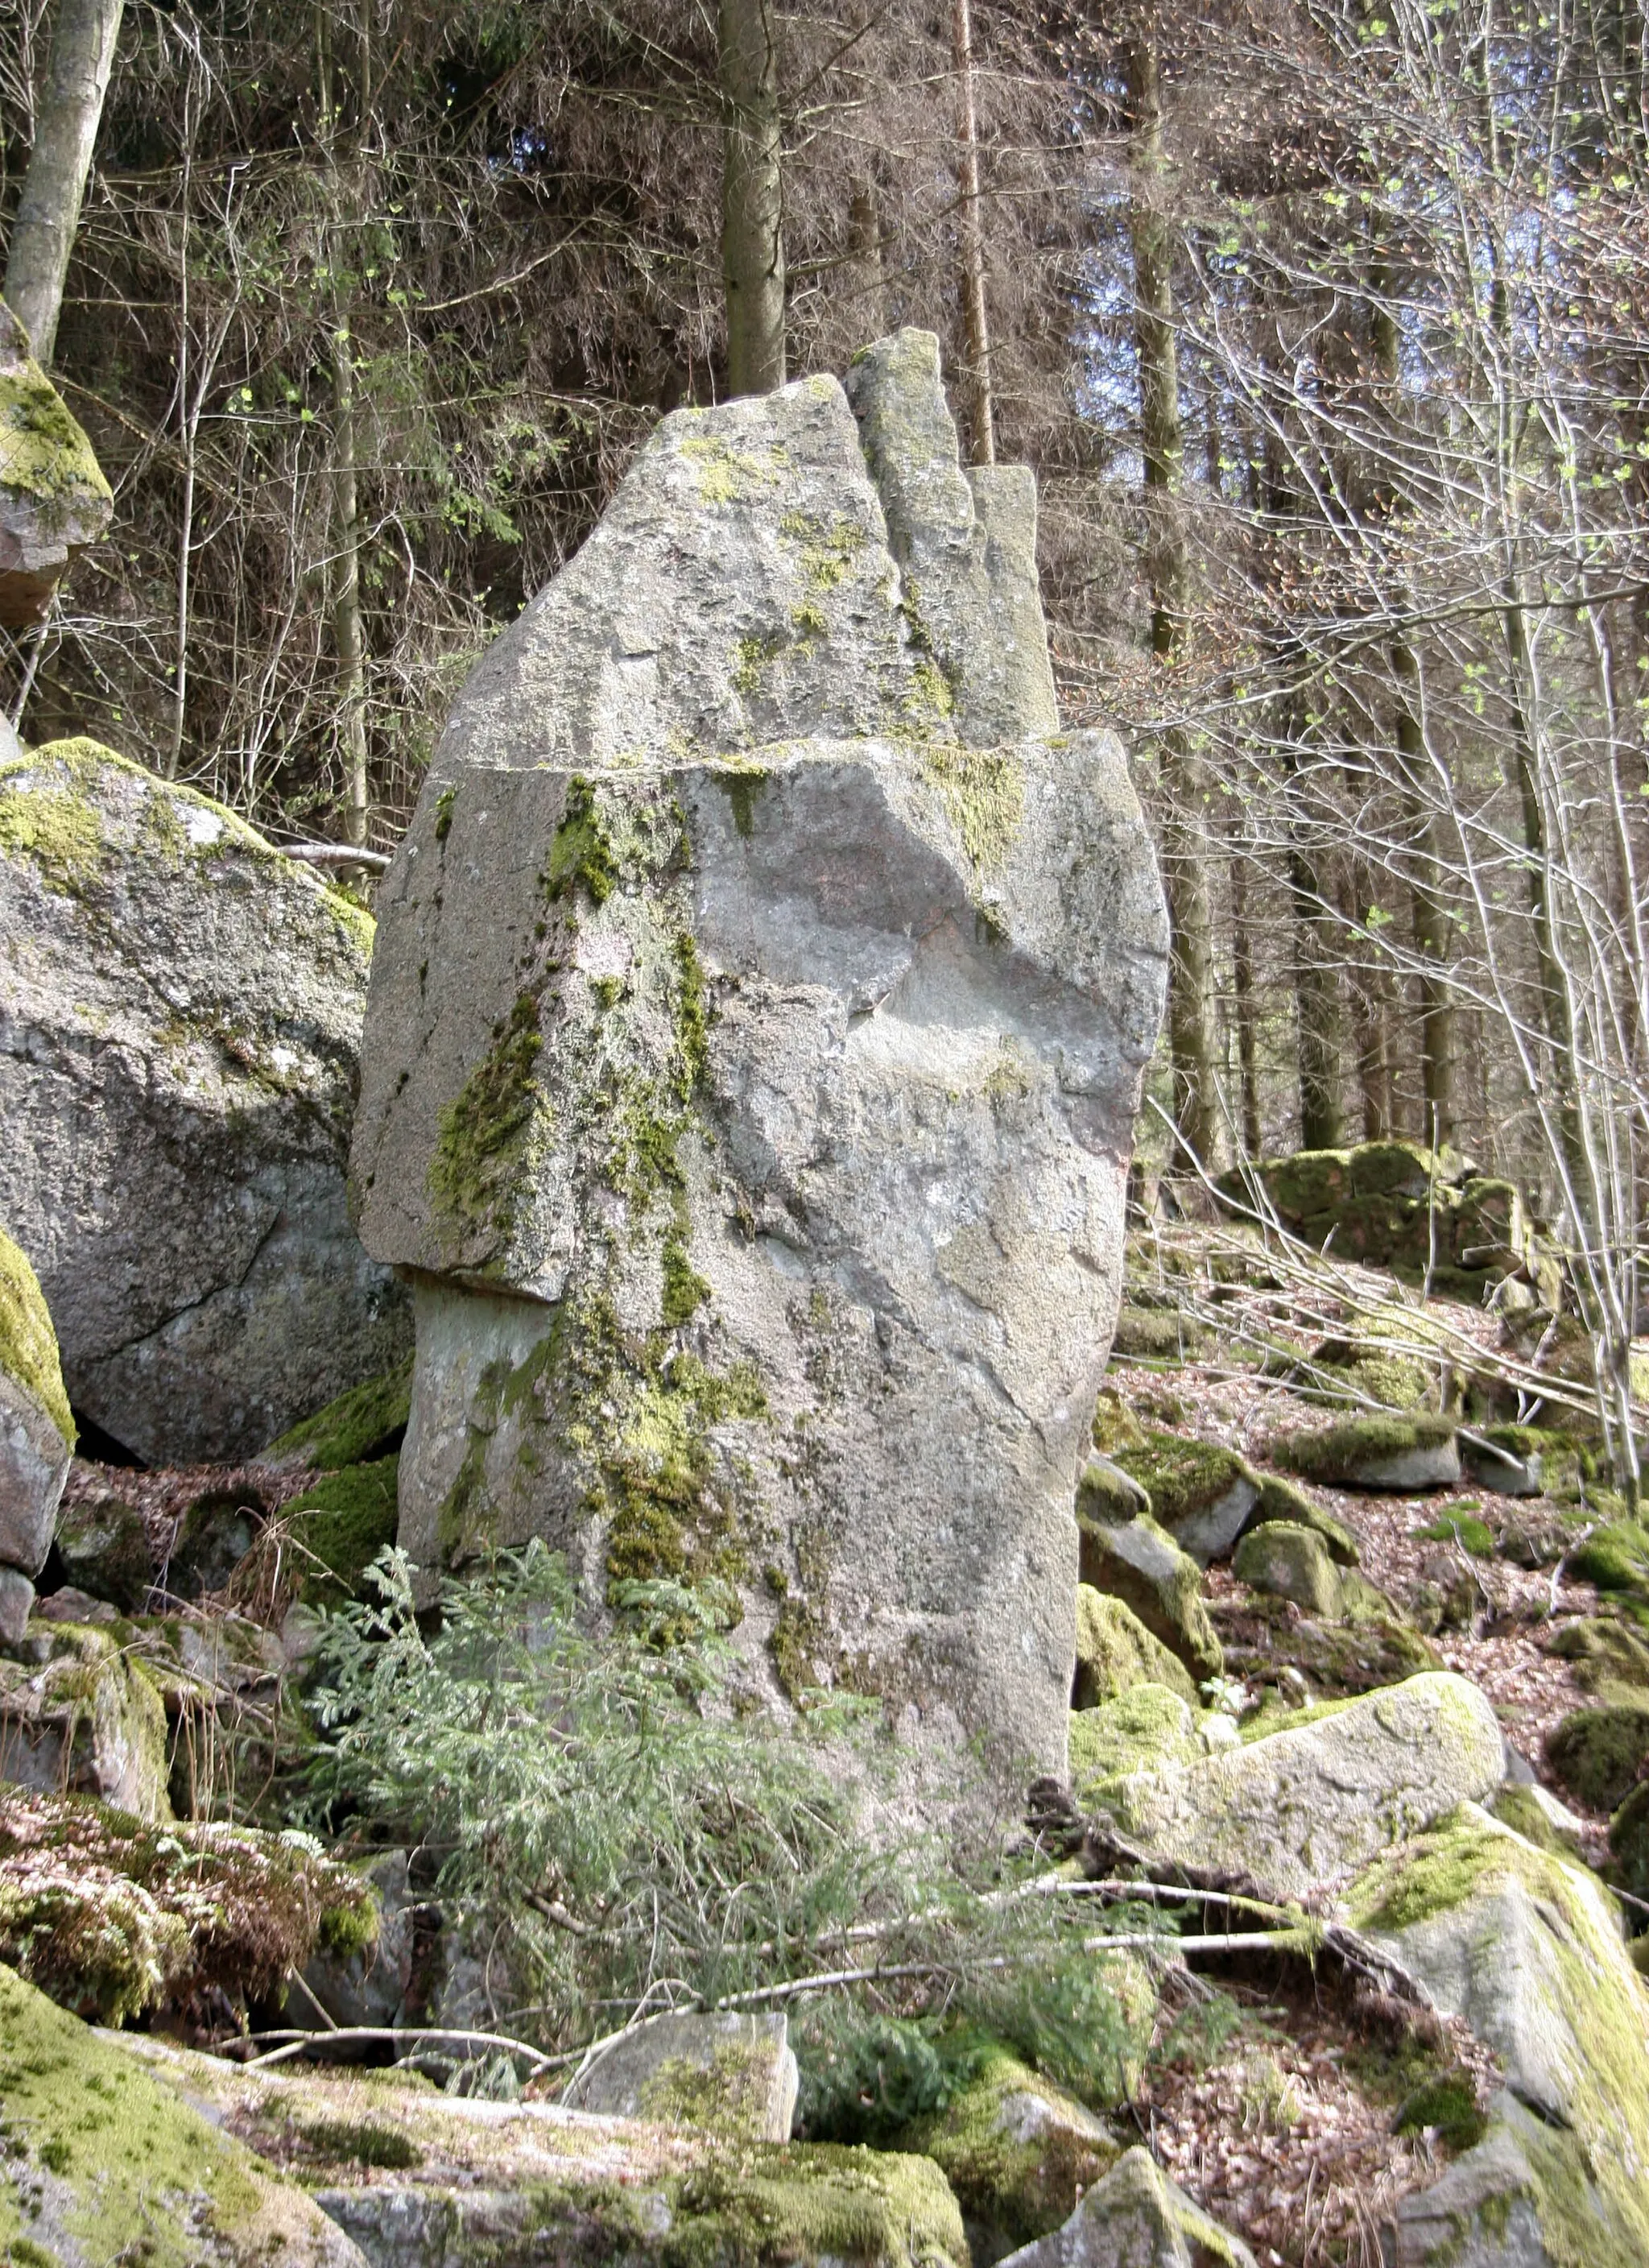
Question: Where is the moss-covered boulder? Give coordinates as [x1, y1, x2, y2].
[1110, 1434, 1258, 1566]
[1275, 1413, 1461, 1492]
[1301, 1335, 1439, 1413]
[1608, 1781, 1649, 1902]
[1549, 1616, 1649, 1701]
[0, 1783, 375, 2026]
[0, 302, 114, 629]
[1544, 1703, 1649, 1813]
[1458, 1430, 1543, 1496]
[0, 1224, 74, 1639]
[1243, 1471, 1358, 1564]
[988, 2145, 1254, 2268]
[0, 1966, 366, 2266]
[0, 739, 410, 1465]
[1230, 1521, 1341, 1617]
[1073, 1455, 1151, 1528]
[1099, 1673, 1503, 1902]
[564, 2009, 799, 2142]
[0, 1621, 170, 1819]
[1567, 1520, 1649, 1607]
[1216, 1140, 1556, 1307]
[47, 1478, 151, 1612]
[1076, 1512, 1221, 1681]
[1069, 1684, 1205, 1806]
[263, 1358, 413, 1471]
[1108, 1305, 1206, 1361]
[1072, 1587, 1196, 1708]
[115, 2030, 971, 2268]
[899, 2050, 1119, 2261]
[1351, 1804, 1649, 2266]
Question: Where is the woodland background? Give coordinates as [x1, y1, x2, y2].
[2, 0, 1646, 1409]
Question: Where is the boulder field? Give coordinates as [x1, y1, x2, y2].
[350, 328, 1170, 1779]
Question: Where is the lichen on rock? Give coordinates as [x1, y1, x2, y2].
[0, 304, 114, 628]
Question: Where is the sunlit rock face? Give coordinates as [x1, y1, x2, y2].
[352, 332, 1168, 1783]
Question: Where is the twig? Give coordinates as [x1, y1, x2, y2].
[279, 841, 391, 871]
[236, 2024, 560, 2075]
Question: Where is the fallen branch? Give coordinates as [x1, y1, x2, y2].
[279, 842, 391, 872]
[235, 2024, 561, 2076]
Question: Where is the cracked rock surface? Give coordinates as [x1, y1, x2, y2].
[351, 331, 1168, 1781]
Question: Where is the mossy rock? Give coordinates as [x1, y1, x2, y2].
[0, 1620, 171, 1820]
[262, 1357, 413, 1472]
[0, 1223, 72, 1448]
[1112, 1433, 1258, 1565]
[1089, 1389, 1147, 1457]
[899, 2048, 1119, 2257]
[1545, 1703, 1649, 1813]
[1550, 1617, 1649, 1696]
[1492, 1783, 1586, 1860]
[1076, 1511, 1221, 1679]
[0, 1964, 355, 2266]
[1231, 1521, 1341, 1618]
[1213, 1588, 1439, 1705]
[1302, 1339, 1438, 1414]
[1275, 1413, 1461, 1492]
[1609, 1781, 1649, 1902]
[1568, 1522, 1649, 1604]
[1246, 1472, 1358, 1565]
[48, 1487, 151, 1612]
[0, 1782, 376, 2027]
[1073, 1455, 1151, 1527]
[1109, 1306, 1206, 1361]
[284, 1456, 400, 1603]
[1069, 1684, 1203, 1804]
[1072, 1587, 1196, 1708]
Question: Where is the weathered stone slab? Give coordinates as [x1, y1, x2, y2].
[351, 336, 1168, 1778]
[564, 2009, 798, 2141]
[0, 739, 411, 1463]
[1097, 1672, 1503, 1901]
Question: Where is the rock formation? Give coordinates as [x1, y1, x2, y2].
[0, 302, 112, 628]
[0, 1227, 73, 1641]
[0, 738, 410, 1463]
[352, 330, 1168, 1778]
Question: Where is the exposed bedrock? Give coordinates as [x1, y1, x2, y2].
[352, 332, 1168, 1778]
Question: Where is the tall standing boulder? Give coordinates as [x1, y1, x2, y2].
[0, 1226, 73, 1640]
[351, 333, 1168, 1778]
[0, 739, 410, 1464]
[0, 301, 113, 627]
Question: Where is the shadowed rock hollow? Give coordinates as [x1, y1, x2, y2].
[351, 331, 1168, 1778]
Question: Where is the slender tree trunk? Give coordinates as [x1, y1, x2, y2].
[1125, 5, 1220, 1168]
[2, 0, 124, 363]
[1290, 834, 1344, 1151]
[1338, 863, 1391, 1139]
[847, 178, 886, 340]
[1230, 843, 1263, 1158]
[320, 2, 370, 847]
[720, 0, 785, 397]
[1391, 639, 1456, 1147]
[952, 0, 994, 465]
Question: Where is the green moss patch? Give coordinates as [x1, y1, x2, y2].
[1069, 1684, 1201, 1803]
[283, 1457, 400, 1603]
[1545, 1703, 1649, 1813]
[0, 1227, 72, 1446]
[428, 989, 545, 1248]
[263, 1359, 412, 1469]
[1072, 1587, 1196, 1707]
[543, 772, 618, 905]
[0, 357, 111, 504]
[1392, 2069, 1488, 2152]
[899, 2048, 1118, 2253]
[1248, 1472, 1358, 1565]
[1416, 1510, 1495, 1558]
[1275, 1413, 1457, 1484]
[1114, 1434, 1250, 1526]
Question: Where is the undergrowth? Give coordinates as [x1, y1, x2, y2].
[293, 1546, 1169, 2089]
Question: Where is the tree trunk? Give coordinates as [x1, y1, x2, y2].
[1125, 7, 1221, 1168]
[2, 0, 125, 363]
[331, 297, 369, 849]
[953, 0, 994, 465]
[1230, 844, 1263, 1159]
[720, 0, 785, 398]
[848, 178, 886, 340]
[1391, 639, 1456, 1147]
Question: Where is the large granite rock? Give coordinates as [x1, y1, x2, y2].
[1351, 1805, 1649, 2263]
[563, 2009, 799, 2141]
[0, 302, 113, 628]
[0, 1223, 73, 1637]
[0, 739, 411, 1463]
[351, 333, 1168, 1777]
[1093, 1672, 1503, 1901]
[0, 1966, 368, 2266]
[996, 2146, 1255, 2268]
